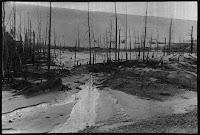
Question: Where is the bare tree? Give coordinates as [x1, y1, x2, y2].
[78, 25, 80, 50]
[30, 19, 32, 62]
[187, 26, 194, 54]
[54, 25, 56, 53]
[129, 29, 131, 60]
[103, 34, 106, 62]
[163, 38, 166, 56]
[115, 2, 118, 62]
[156, 29, 159, 58]
[48, 2, 52, 73]
[147, 35, 152, 59]
[93, 31, 95, 67]
[37, 9, 42, 54]
[13, 2, 17, 73]
[44, 18, 48, 54]
[74, 39, 77, 67]
[88, 2, 91, 66]
[32, 30, 35, 66]
[137, 34, 140, 60]
[125, 4, 128, 61]
[59, 40, 61, 65]
[168, 17, 173, 55]
[62, 35, 65, 52]
[109, 22, 113, 63]
[134, 35, 137, 60]
[2, 2, 5, 80]
[143, 2, 148, 62]
[118, 28, 121, 62]
[106, 28, 108, 63]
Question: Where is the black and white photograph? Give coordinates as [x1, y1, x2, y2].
[2, 1, 197, 133]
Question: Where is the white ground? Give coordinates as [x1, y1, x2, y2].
[2, 77, 197, 133]
[2, 50, 197, 133]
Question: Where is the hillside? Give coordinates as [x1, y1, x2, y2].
[5, 2, 197, 48]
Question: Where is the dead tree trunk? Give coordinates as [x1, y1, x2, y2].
[129, 29, 131, 60]
[74, 40, 77, 67]
[163, 38, 166, 56]
[147, 36, 152, 60]
[32, 31, 35, 66]
[109, 21, 112, 64]
[125, 5, 128, 61]
[59, 41, 61, 65]
[134, 35, 137, 60]
[44, 19, 48, 55]
[48, 2, 51, 73]
[118, 28, 121, 62]
[106, 28, 108, 63]
[137, 34, 140, 60]
[143, 2, 148, 62]
[77, 25, 80, 51]
[13, 2, 17, 74]
[115, 2, 117, 62]
[103, 34, 106, 63]
[2, 2, 5, 81]
[92, 31, 95, 69]
[168, 17, 173, 55]
[30, 19, 32, 60]
[54, 25, 56, 53]
[187, 26, 194, 54]
[88, 2, 91, 66]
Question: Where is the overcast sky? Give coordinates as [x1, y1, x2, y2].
[14, 2, 197, 21]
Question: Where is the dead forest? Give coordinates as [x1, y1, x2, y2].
[2, 2, 197, 95]
[2, 2, 197, 133]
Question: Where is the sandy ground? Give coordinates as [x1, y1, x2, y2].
[2, 51, 197, 133]
[2, 79, 196, 133]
